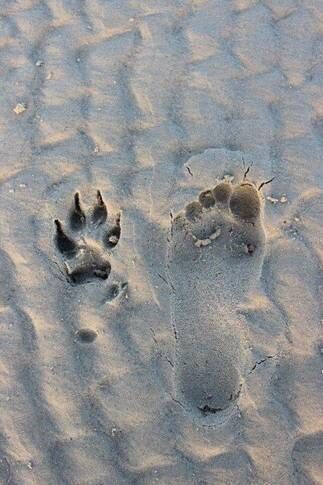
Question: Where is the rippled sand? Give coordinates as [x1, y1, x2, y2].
[0, 1, 322, 484]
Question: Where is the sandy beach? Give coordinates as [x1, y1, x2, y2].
[0, 1, 322, 484]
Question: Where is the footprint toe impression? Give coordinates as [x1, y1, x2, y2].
[198, 190, 215, 208]
[54, 190, 121, 284]
[168, 177, 267, 422]
[185, 201, 203, 222]
[229, 183, 261, 222]
[212, 181, 232, 204]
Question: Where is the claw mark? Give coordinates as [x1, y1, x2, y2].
[97, 190, 104, 205]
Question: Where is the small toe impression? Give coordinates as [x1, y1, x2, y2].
[199, 190, 215, 208]
[172, 213, 187, 232]
[212, 182, 232, 204]
[229, 183, 261, 222]
[70, 192, 86, 230]
[185, 201, 203, 222]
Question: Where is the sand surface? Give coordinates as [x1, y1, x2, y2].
[0, 1, 323, 484]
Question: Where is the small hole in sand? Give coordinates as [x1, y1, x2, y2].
[75, 328, 98, 343]
[245, 243, 256, 255]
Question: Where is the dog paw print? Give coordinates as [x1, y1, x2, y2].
[54, 190, 121, 284]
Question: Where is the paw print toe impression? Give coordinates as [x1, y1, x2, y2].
[54, 190, 121, 284]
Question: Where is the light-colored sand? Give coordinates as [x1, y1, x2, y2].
[0, 1, 322, 484]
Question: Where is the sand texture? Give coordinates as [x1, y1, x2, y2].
[0, 0, 323, 484]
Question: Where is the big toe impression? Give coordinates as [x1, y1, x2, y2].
[229, 183, 261, 222]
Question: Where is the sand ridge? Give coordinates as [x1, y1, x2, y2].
[0, 0, 322, 484]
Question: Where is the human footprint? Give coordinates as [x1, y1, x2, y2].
[167, 177, 267, 422]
